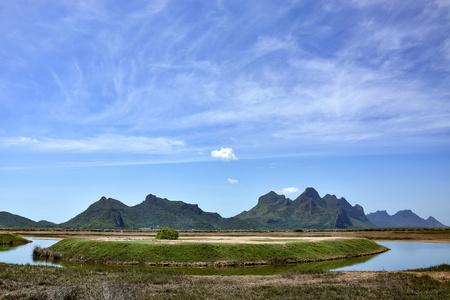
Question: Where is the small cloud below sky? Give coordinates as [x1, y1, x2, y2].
[211, 148, 238, 161]
[274, 187, 300, 195]
[227, 178, 239, 184]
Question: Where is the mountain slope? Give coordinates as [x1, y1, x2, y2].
[367, 210, 447, 228]
[4, 188, 446, 230]
[126, 194, 224, 230]
[236, 187, 375, 229]
[59, 194, 254, 230]
[0, 211, 56, 228]
[59, 197, 130, 229]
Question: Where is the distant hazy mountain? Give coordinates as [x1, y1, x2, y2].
[367, 210, 446, 228]
[236, 187, 375, 229]
[0, 211, 56, 228]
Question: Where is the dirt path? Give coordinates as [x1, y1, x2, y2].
[90, 235, 351, 244]
[8, 228, 450, 243]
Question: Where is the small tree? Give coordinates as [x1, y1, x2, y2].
[155, 227, 179, 240]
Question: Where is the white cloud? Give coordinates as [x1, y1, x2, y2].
[227, 178, 239, 184]
[211, 148, 238, 161]
[275, 187, 300, 195]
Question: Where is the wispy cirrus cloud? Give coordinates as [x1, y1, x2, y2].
[1, 0, 449, 159]
[0, 135, 185, 154]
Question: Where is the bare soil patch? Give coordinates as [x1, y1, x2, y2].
[7, 227, 450, 243]
[90, 235, 351, 244]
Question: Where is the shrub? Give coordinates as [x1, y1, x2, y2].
[155, 227, 179, 240]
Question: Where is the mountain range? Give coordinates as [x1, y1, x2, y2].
[1, 187, 447, 229]
[366, 210, 446, 228]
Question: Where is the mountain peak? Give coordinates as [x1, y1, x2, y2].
[144, 194, 158, 202]
[257, 191, 287, 205]
[425, 216, 446, 227]
[301, 187, 321, 200]
[393, 210, 415, 217]
[295, 187, 323, 205]
[371, 210, 390, 216]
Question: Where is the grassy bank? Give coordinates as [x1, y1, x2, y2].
[0, 234, 30, 245]
[0, 263, 449, 299]
[38, 238, 387, 266]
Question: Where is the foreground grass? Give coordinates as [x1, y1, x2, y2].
[0, 263, 449, 299]
[0, 234, 30, 246]
[39, 238, 387, 266]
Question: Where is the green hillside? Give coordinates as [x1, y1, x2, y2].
[59, 197, 130, 229]
[59, 194, 254, 230]
[59, 188, 375, 230]
[236, 188, 375, 229]
[0, 211, 56, 228]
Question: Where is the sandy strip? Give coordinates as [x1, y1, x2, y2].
[90, 236, 351, 244]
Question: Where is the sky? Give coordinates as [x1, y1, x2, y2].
[1, 0, 449, 226]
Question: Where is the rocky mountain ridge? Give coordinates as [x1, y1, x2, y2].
[1, 188, 447, 229]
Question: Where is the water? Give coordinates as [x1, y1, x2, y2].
[333, 241, 450, 271]
[0, 237, 61, 267]
[1, 238, 449, 274]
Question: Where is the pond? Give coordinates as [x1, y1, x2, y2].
[1, 238, 449, 275]
[0, 237, 62, 267]
[333, 241, 450, 271]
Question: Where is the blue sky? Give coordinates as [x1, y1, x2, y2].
[1, 0, 449, 225]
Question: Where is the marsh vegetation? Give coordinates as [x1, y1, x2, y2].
[0, 263, 449, 299]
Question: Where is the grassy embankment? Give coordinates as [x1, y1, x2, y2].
[36, 238, 387, 266]
[0, 263, 449, 299]
[0, 234, 30, 246]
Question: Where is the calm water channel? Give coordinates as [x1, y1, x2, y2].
[1, 238, 449, 275]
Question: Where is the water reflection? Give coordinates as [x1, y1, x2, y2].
[41, 254, 376, 276]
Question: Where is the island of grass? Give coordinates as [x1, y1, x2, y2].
[0, 233, 30, 245]
[35, 237, 388, 266]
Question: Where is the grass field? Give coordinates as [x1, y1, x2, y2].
[35, 238, 387, 266]
[0, 263, 449, 299]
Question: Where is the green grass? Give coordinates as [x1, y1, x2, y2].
[409, 264, 450, 272]
[0, 234, 30, 245]
[0, 262, 449, 299]
[42, 238, 386, 265]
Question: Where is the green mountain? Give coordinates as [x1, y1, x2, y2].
[0, 211, 56, 228]
[59, 197, 130, 229]
[367, 210, 447, 228]
[5, 187, 446, 230]
[236, 188, 375, 229]
[60, 194, 253, 230]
